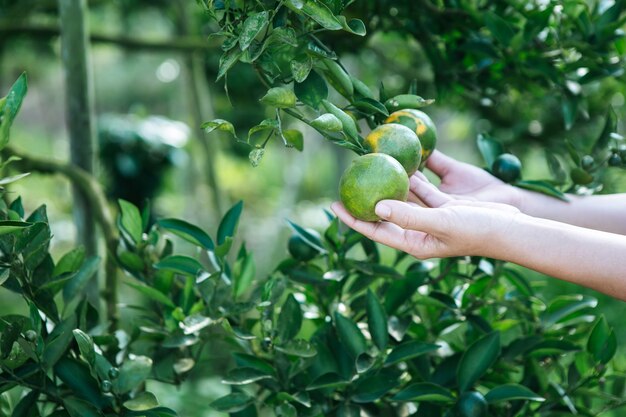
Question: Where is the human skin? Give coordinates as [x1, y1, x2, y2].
[331, 163, 626, 301]
[422, 150, 626, 234]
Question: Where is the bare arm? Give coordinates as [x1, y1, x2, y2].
[332, 176, 626, 301]
[425, 151, 626, 234]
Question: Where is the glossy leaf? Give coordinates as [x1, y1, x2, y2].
[384, 340, 440, 366]
[222, 367, 274, 385]
[457, 332, 501, 392]
[240, 11, 270, 51]
[124, 392, 160, 411]
[282, 129, 304, 151]
[485, 384, 545, 404]
[391, 382, 455, 403]
[366, 290, 388, 350]
[334, 312, 366, 359]
[311, 113, 343, 132]
[294, 70, 328, 108]
[351, 369, 400, 403]
[260, 86, 297, 108]
[218, 201, 244, 245]
[277, 294, 302, 342]
[115, 355, 153, 394]
[72, 329, 95, 366]
[154, 255, 204, 277]
[118, 199, 143, 244]
[516, 180, 568, 202]
[125, 281, 176, 308]
[202, 119, 237, 139]
[157, 218, 214, 250]
[587, 316, 617, 364]
[477, 133, 504, 168]
[210, 393, 254, 413]
[541, 295, 597, 327]
[0, 72, 28, 149]
[275, 339, 317, 357]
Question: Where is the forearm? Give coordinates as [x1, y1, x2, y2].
[518, 189, 626, 235]
[490, 213, 626, 301]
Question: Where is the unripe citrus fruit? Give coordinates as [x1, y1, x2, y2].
[453, 391, 488, 417]
[491, 153, 521, 183]
[339, 153, 409, 221]
[364, 124, 422, 175]
[288, 229, 321, 262]
[385, 109, 437, 169]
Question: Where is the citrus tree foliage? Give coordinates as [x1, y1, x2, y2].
[1, 2, 626, 416]
[202, 0, 626, 192]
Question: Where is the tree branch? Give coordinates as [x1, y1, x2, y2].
[0, 23, 218, 53]
[3, 147, 120, 329]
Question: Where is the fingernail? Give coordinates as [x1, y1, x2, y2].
[375, 202, 391, 218]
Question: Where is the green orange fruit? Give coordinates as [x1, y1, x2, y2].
[339, 153, 409, 221]
[364, 124, 422, 175]
[385, 109, 437, 169]
[491, 153, 522, 183]
[453, 391, 488, 417]
[288, 229, 321, 262]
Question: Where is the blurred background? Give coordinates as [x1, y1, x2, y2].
[1, 1, 626, 415]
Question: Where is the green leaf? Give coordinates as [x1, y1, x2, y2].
[516, 180, 568, 202]
[72, 329, 95, 366]
[218, 200, 244, 245]
[587, 316, 617, 364]
[338, 17, 366, 36]
[0, 72, 28, 150]
[114, 355, 153, 394]
[353, 98, 389, 117]
[118, 199, 143, 244]
[157, 218, 214, 250]
[286, 0, 342, 31]
[249, 147, 265, 167]
[384, 340, 440, 366]
[260, 86, 297, 108]
[311, 113, 343, 132]
[275, 339, 317, 357]
[63, 397, 104, 417]
[11, 389, 39, 417]
[233, 353, 276, 375]
[541, 295, 597, 327]
[54, 247, 86, 277]
[457, 332, 501, 392]
[351, 369, 400, 403]
[476, 133, 503, 168]
[0, 173, 30, 186]
[210, 393, 254, 413]
[295, 70, 328, 108]
[240, 11, 270, 51]
[484, 384, 545, 404]
[307, 372, 350, 390]
[202, 119, 237, 139]
[222, 367, 274, 385]
[217, 47, 244, 81]
[124, 391, 160, 411]
[0, 220, 33, 236]
[334, 312, 366, 359]
[286, 220, 326, 253]
[54, 356, 108, 409]
[233, 245, 256, 298]
[561, 93, 578, 130]
[366, 290, 388, 351]
[126, 281, 176, 308]
[282, 129, 304, 151]
[391, 382, 455, 403]
[154, 255, 204, 277]
[62, 256, 100, 307]
[291, 55, 313, 83]
[592, 106, 617, 154]
[277, 294, 303, 342]
[484, 11, 516, 44]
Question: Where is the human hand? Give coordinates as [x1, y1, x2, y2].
[418, 150, 523, 208]
[332, 175, 521, 259]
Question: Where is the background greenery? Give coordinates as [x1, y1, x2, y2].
[1, 0, 626, 416]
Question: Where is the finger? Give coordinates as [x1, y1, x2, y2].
[374, 200, 439, 233]
[411, 170, 430, 183]
[409, 176, 453, 208]
[331, 202, 424, 250]
[407, 190, 428, 206]
[425, 150, 457, 178]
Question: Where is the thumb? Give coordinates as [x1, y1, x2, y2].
[375, 200, 440, 232]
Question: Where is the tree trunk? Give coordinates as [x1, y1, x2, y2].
[58, 0, 99, 301]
